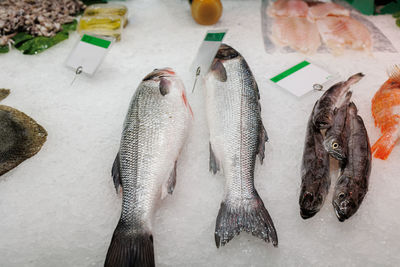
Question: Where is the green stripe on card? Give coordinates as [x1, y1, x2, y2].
[270, 61, 310, 83]
[81, 34, 111, 49]
[204, 32, 225, 42]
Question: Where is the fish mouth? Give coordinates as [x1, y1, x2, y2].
[215, 44, 240, 60]
[142, 68, 176, 81]
[300, 208, 318, 219]
[333, 202, 349, 222]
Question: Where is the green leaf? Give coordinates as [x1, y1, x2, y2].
[394, 11, 400, 18]
[0, 45, 9, 53]
[62, 20, 78, 32]
[12, 32, 34, 47]
[397, 18, 400, 28]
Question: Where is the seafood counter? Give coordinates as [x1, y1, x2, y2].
[1, 0, 400, 266]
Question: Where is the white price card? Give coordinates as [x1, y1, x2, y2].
[270, 61, 338, 97]
[191, 29, 228, 78]
[65, 34, 114, 76]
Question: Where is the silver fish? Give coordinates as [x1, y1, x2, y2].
[313, 73, 364, 129]
[332, 102, 371, 222]
[299, 101, 330, 219]
[205, 44, 278, 248]
[105, 68, 192, 267]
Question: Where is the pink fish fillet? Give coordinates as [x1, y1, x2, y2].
[269, 0, 308, 17]
[308, 3, 350, 22]
[271, 17, 321, 54]
[316, 16, 372, 54]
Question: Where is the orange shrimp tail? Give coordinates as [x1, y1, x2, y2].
[372, 133, 396, 160]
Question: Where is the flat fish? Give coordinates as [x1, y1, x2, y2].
[332, 102, 371, 222]
[299, 101, 330, 219]
[0, 90, 47, 176]
[313, 73, 363, 129]
[205, 44, 278, 248]
[268, 0, 309, 17]
[104, 68, 192, 267]
[308, 2, 350, 22]
[271, 17, 321, 54]
[371, 65, 400, 160]
[316, 16, 372, 54]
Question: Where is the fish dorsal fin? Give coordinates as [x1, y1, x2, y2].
[388, 65, 400, 83]
[209, 142, 220, 174]
[159, 77, 170, 96]
[257, 124, 269, 164]
[0, 89, 10, 102]
[112, 152, 122, 194]
[211, 60, 227, 82]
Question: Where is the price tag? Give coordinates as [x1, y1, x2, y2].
[65, 34, 114, 76]
[269, 61, 338, 97]
[190, 29, 228, 85]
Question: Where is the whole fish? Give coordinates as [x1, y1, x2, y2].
[323, 91, 352, 164]
[313, 73, 364, 129]
[0, 89, 47, 176]
[205, 44, 278, 248]
[332, 102, 371, 222]
[299, 101, 330, 219]
[105, 68, 192, 267]
[371, 65, 400, 160]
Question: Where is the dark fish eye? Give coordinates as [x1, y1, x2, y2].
[332, 142, 339, 149]
[338, 192, 345, 199]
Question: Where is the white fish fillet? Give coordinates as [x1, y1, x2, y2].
[268, 0, 308, 17]
[308, 3, 350, 22]
[271, 17, 321, 54]
[316, 16, 372, 54]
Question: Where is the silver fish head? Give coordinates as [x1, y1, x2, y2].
[299, 182, 328, 219]
[323, 135, 346, 161]
[332, 175, 365, 222]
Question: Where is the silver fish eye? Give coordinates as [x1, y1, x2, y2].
[338, 192, 345, 199]
[332, 142, 339, 149]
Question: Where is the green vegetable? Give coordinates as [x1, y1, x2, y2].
[12, 20, 77, 55]
[0, 45, 9, 53]
[397, 18, 400, 28]
[394, 11, 400, 18]
[82, 0, 108, 5]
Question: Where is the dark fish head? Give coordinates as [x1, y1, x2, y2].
[215, 44, 240, 60]
[142, 68, 176, 82]
[332, 175, 365, 222]
[323, 136, 345, 161]
[312, 112, 332, 129]
[299, 185, 327, 219]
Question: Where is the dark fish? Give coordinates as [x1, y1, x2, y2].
[332, 102, 371, 222]
[299, 101, 330, 219]
[205, 44, 278, 248]
[323, 91, 352, 164]
[104, 68, 192, 267]
[313, 73, 364, 129]
[0, 90, 47, 176]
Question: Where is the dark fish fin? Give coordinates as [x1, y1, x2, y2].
[111, 153, 121, 194]
[214, 192, 278, 248]
[0, 89, 10, 101]
[105, 222, 155, 267]
[387, 65, 400, 83]
[159, 77, 170, 96]
[209, 142, 220, 174]
[210, 60, 227, 82]
[257, 124, 269, 164]
[167, 161, 177, 195]
[345, 73, 364, 86]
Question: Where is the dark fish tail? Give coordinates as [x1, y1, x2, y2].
[214, 192, 278, 248]
[105, 221, 155, 267]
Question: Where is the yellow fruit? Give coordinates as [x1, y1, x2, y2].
[191, 0, 222, 25]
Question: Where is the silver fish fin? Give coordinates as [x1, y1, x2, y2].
[214, 191, 278, 248]
[159, 77, 170, 96]
[0, 89, 10, 101]
[111, 153, 121, 194]
[209, 142, 220, 174]
[257, 124, 269, 164]
[161, 161, 177, 199]
[211, 60, 227, 82]
[105, 222, 155, 267]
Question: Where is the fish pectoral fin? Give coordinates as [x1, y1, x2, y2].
[210, 60, 227, 82]
[111, 152, 122, 194]
[0, 89, 10, 102]
[159, 77, 170, 96]
[209, 142, 220, 174]
[162, 161, 177, 199]
[257, 124, 269, 164]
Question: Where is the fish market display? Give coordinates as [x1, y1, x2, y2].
[323, 91, 352, 164]
[0, 89, 47, 176]
[205, 44, 278, 248]
[332, 102, 371, 222]
[267, 0, 372, 55]
[299, 73, 371, 221]
[271, 17, 321, 54]
[299, 102, 330, 219]
[371, 66, 400, 160]
[0, 0, 85, 47]
[313, 73, 364, 129]
[105, 68, 192, 267]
